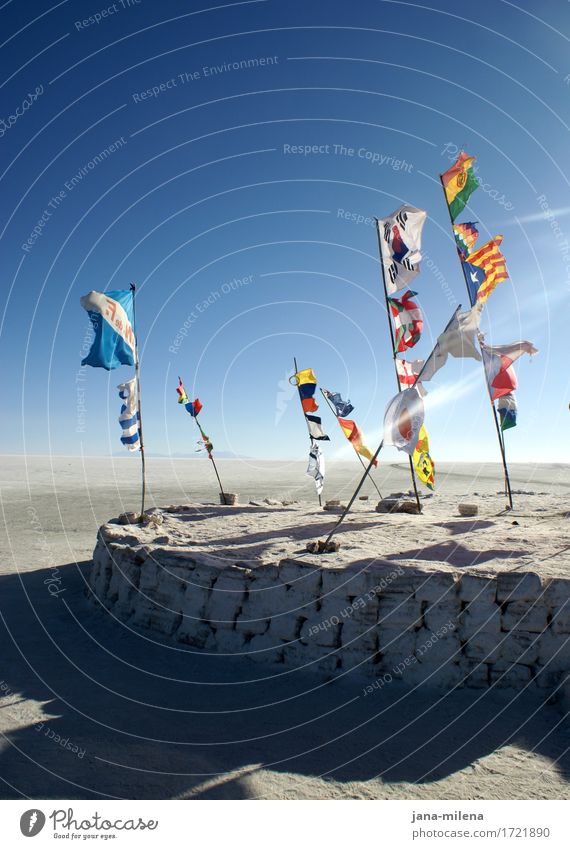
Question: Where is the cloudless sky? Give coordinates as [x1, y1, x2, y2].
[1, 0, 569, 465]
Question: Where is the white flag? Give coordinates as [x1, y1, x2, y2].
[117, 378, 140, 452]
[306, 438, 325, 496]
[377, 205, 427, 295]
[420, 303, 483, 383]
[383, 387, 425, 455]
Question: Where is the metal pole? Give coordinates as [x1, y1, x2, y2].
[437, 173, 514, 509]
[320, 389, 383, 500]
[374, 219, 422, 513]
[293, 357, 322, 506]
[130, 283, 146, 520]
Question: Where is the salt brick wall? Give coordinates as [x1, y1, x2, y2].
[89, 528, 570, 692]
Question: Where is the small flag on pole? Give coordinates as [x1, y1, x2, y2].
[454, 222, 479, 259]
[413, 425, 435, 490]
[295, 368, 319, 413]
[338, 417, 378, 466]
[441, 151, 479, 221]
[377, 205, 427, 294]
[497, 393, 517, 431]
[396, 358, 424, 387]
[388, 290, 423, 352]
[306, 438, 325, 496]
[464, 236, 509, 304]
[80, 290, 136, 370]
[420, 303, 483, 383]
[117, 378, 140, 451]
[322, 389, 354, 418]
[177, 378, 203, 417]
[480, 340, 538, 401]
[305, 414, 330, 441]
[383, 386, 425, 455]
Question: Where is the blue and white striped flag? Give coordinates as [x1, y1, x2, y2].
[117, 378, 140, 451]
[80, 290, 136, 370]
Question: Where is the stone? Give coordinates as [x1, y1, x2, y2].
[424, 601, 460, 633]
[462, 631, 502, 663]
[267, 613, 305, 643]
[458, 574, 497, 604]
[496, 572, 542, 603]
[203, 571, 248, 627]
[141, 512, 164, 527]
[537, 632, 570, 673]
[499, 631, 539, 666]
[458, 605, 502, 637]
[378, 627, 416, 659]
[415, 628, 461, 664]
[489, 662, 532, 688]
[461, 660, 490, 689]
[279, 560, 322, 593]
[325, 500, 340, 507]
[414, 572, 458, 603]
[175, 619, 212, 648]
[215, 630, 246, 653]
[458, 502, 478, 517]
[306, 538, 341, 551]
[118, 512, 139, 525]
[263, 498, 281, 506]
[321, 567, 370, 598]
[501, 601, 548, 633]
[550, 605, 570, 635]
[220, 493, 238, 505]
[378, 596, 422, 629]
[340, 619, 378, 653]
[376, 499, 420, 515]
[542, 578, 570, 608]
[322, 505, 346, 514]
[246, 633, 284, 664]
[300, 616, 341, 648]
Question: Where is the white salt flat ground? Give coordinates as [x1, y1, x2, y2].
[0, 455, 569, 799]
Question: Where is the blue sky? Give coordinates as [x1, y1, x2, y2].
[1, 0, 569, 463]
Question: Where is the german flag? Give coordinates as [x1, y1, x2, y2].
[467, 236, 509, 304]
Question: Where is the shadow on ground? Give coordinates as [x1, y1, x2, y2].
[0, 563, 568, 799]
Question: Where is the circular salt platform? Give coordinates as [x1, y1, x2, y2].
[89, 500, 570, 694]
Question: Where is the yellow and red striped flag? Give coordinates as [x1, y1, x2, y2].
[467, 236, 509, 304]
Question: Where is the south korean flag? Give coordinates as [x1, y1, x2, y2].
[377, 205, 427, 295]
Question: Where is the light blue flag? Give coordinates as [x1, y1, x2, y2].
[80, 289, 136, 370]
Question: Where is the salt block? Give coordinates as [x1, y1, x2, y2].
[499, 630, 539, 666]
[458, 574, 497, 603]
[458, 605, 501, 637]
[496, 572, 542, 603]
[551, 606, 570, 634]
[414, 572, 458, 603]
[462, 630, 502, 663]
[458, 503, 478, 517]
[375, 499, 420, 515]
[501, 601, 548, 633]
[325, 499, 341, 507]
[423, 601, 460, 632]
[461, 660, 489, 689]
[542, 578, 570, 607]
[490, 662, 532, 688]
[378, 596, 421, 628]
[537, 632, 570, 673]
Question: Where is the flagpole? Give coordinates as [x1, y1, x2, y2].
[437, 174, 514, 509]
[130, 283, 146, 520]
[293, 357, 322, 506]
[318, 310, 461, 549]
[323, 440, 385, 549]
[320, 389, 383, 500]
[194, 413, 227, 503]
[374, 219, 422, 513]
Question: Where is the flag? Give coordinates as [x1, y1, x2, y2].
[377, 205, 427, 294]
[454, 222, 479, 260]
[461, 260, 487, 306]
[295, 367, 318, 413]
[497, 393, 517, 431]
[306, 438, 325, 496]
[306, 414, 330, 441]
[80, 290, 136, 370]
[396, 357, 424, 387]
[117, 378, 140, 451]
[420, 304, 483, 382]
[465, 236, 509, 304]
[338, 417, 378, 466]
[323, 389, 354, 417]
[480, 340, 538, 401]
[383, 386, 425, 455]
[176, 378, 203, 417]
[388, 290, 423, 352]
[413, 425, 435, 490]
[441, 151, 479, 220]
